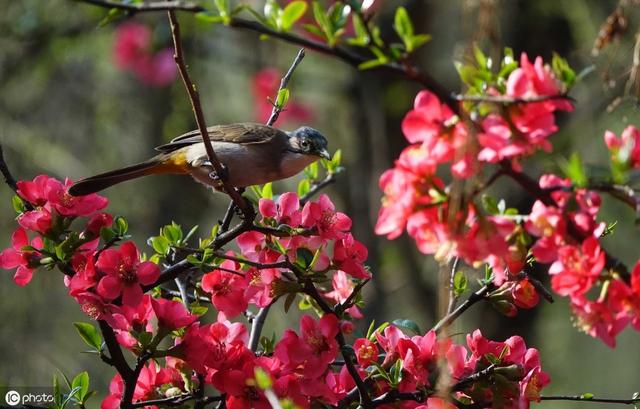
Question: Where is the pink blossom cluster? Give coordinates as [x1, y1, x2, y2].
[112, 22, 177, 87]
[525, 173, 640, 346]
[0, 175, 109, 285]
[604, 125, 640, 170]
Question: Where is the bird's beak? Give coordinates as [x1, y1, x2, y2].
[318, 149, 331, 160]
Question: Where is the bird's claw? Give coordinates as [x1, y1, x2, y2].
[206, 162, 229, 185]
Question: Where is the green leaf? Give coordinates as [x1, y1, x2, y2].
[281, 1, 307, 31]
[295, 247, 315, 269]
[297, 179, 311, 197]
[195, 12, 226, 24]
[262, 182, 273, 199]
[551, 52, 575, 88]
[394, 7, 413, 39]
[12, 195, 26, 214]
[73, 322, 102, 352]
[275, 88, 290, 108]
[150, 236, 170, 255]
[163, 223, 183, 243]
[184, 225, 199, 243]
[392, 319, 421, 335]
[474, 45, 488, 69]
[328, 2, 350, 29]
[358, 58, 387, 70]
[453, 270, 469, 296]
[312, 1, 333, 44]
[254, 367, 273, 390]
[99, 226, 116, 244]
[71, 372, 90, 401]
[409, 34, 431, 50]
[98, 7, 125, 27]
[561, 152, 587, 187]
[115, 216, 128, 236]
[481, 194, 500, 215]
[581, 393, 594, 400]
[302, 23, 324, 37]
[348, 13, 369, 46]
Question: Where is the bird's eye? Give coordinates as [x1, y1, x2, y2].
[300, 139, 310, 149]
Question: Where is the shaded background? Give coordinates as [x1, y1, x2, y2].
[1, 0, 640, 407]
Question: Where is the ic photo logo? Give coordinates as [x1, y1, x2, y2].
[2, 388, 55, 407]
[4, 390, 20, 406]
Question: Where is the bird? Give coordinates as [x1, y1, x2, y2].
[69, 123, 330, 196]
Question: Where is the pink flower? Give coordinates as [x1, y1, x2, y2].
[112, 22, 177, 87]
[302, 194, 352, 240]
[325, 270, 363, 318]
[375, 168, 419, 239]
[48, 179, 108, 216]
[0, 228, 43, 286]
[402, 90, 456, 144]
[201, 258, 248, 319]
[259, 192, 302, 226]
[95, 241, 160, 306]
[353, 338, 378, 367]
[511, 279, 540, 309]
[571, 296, 629, 348]
[548, 237, 605, 297]
[605, 125, 640, 168]
[397, 331, 439, 385]
[151, 298, 197, 330]
[332, 233, 370, 279]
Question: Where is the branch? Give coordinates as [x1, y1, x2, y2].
[0, 143, 33, 211]
[167, 10, 251, 215]
[248, 303, 273, 352]
[76, 0, 204, 12]
[452, 93, 575, 105]
[266, 48, 306, 126]
[432, 284, 493, 334]
[75, 0, 457, 111]
[300, 173, 338, 206]
[540, 395, 640, 405]
[370, 390, 427, 407]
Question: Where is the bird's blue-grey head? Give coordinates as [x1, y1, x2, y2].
[287, 127, 331, 160]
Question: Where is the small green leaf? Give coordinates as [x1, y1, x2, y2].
[99, 226, 116, 244]
[150, 236, 170, 255]
[295, 248, 315, 269]
[71, 372, 90, 401]
[581, 393, 594, 400]
[481, 194, 500, 215]
[393, 7, 413, 39]
[262, 182, 273, 199]
[298, 179, 311, 197]
[392, 319, 421, 335]
[453, 270, 468, 296]
[358, 59, 387, 70]
[184, 225, 199, 242]
[163, 223, 183, 243]
[254, 367, 273, 390]
[195, 12, 225, 24]
[275, 88, 290, 108]
[73, 322, 102, 352]
[115, 217, 128, 236]
[12, 195, 26, 214]
[280, 1, 307, 31]
[561, 152, 587, 187]
[474, 45, 488, 69]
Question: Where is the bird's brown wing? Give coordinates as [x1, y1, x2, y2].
[155, 123, 282, 153]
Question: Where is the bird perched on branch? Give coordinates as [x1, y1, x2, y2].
[69, 123, 330, 196]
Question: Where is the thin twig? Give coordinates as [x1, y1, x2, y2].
[248, 304, 273, 352]
[446, 257, 460, 315]
[76, 0, 457, 112]
[167, 10, 250, 214]
[300, 173, 338, 205]
[432, 284, 493, 333]
[266, 49, 306, 126]
[452, 93, 575, 104]
[0, 144, 33, 211]
[541, 395, 640, 405]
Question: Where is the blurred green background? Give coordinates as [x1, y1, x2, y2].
[1, 0, 640, 407]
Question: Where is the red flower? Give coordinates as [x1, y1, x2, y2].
[332, 233, 369, 279]
[48, 179, 108, 216]
[259, 192, 302, 226]
[302, 194, 352, 240]
[151, 298, 197, 330]
[112, 22, 177, 87]
[511, 279, 540, 309]
[548, 237, 605, 297]
[397, 331, 439, 385]
[0, 228, 43, 286]
[95, 241, 160, 306]
[201, 258, 249, 319]
[605, 125, 640, 168]
[353, 338, 378, 367]
[325, 270, 363, 318]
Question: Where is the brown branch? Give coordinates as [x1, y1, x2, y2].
[432, 283, 493, 334]
[541, 395, 640, 405]
[0, 144, 33, 211]
[167, 10, 251, 215]
[300, 173, 338, 206]
[266, 48, 306, 126]
[452, 93, 575, 105]
[75, 0, 457, 112]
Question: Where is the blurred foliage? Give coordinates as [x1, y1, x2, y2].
[2, 0, 640, 407]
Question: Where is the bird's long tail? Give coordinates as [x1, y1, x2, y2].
[69, 154, 186, 196]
